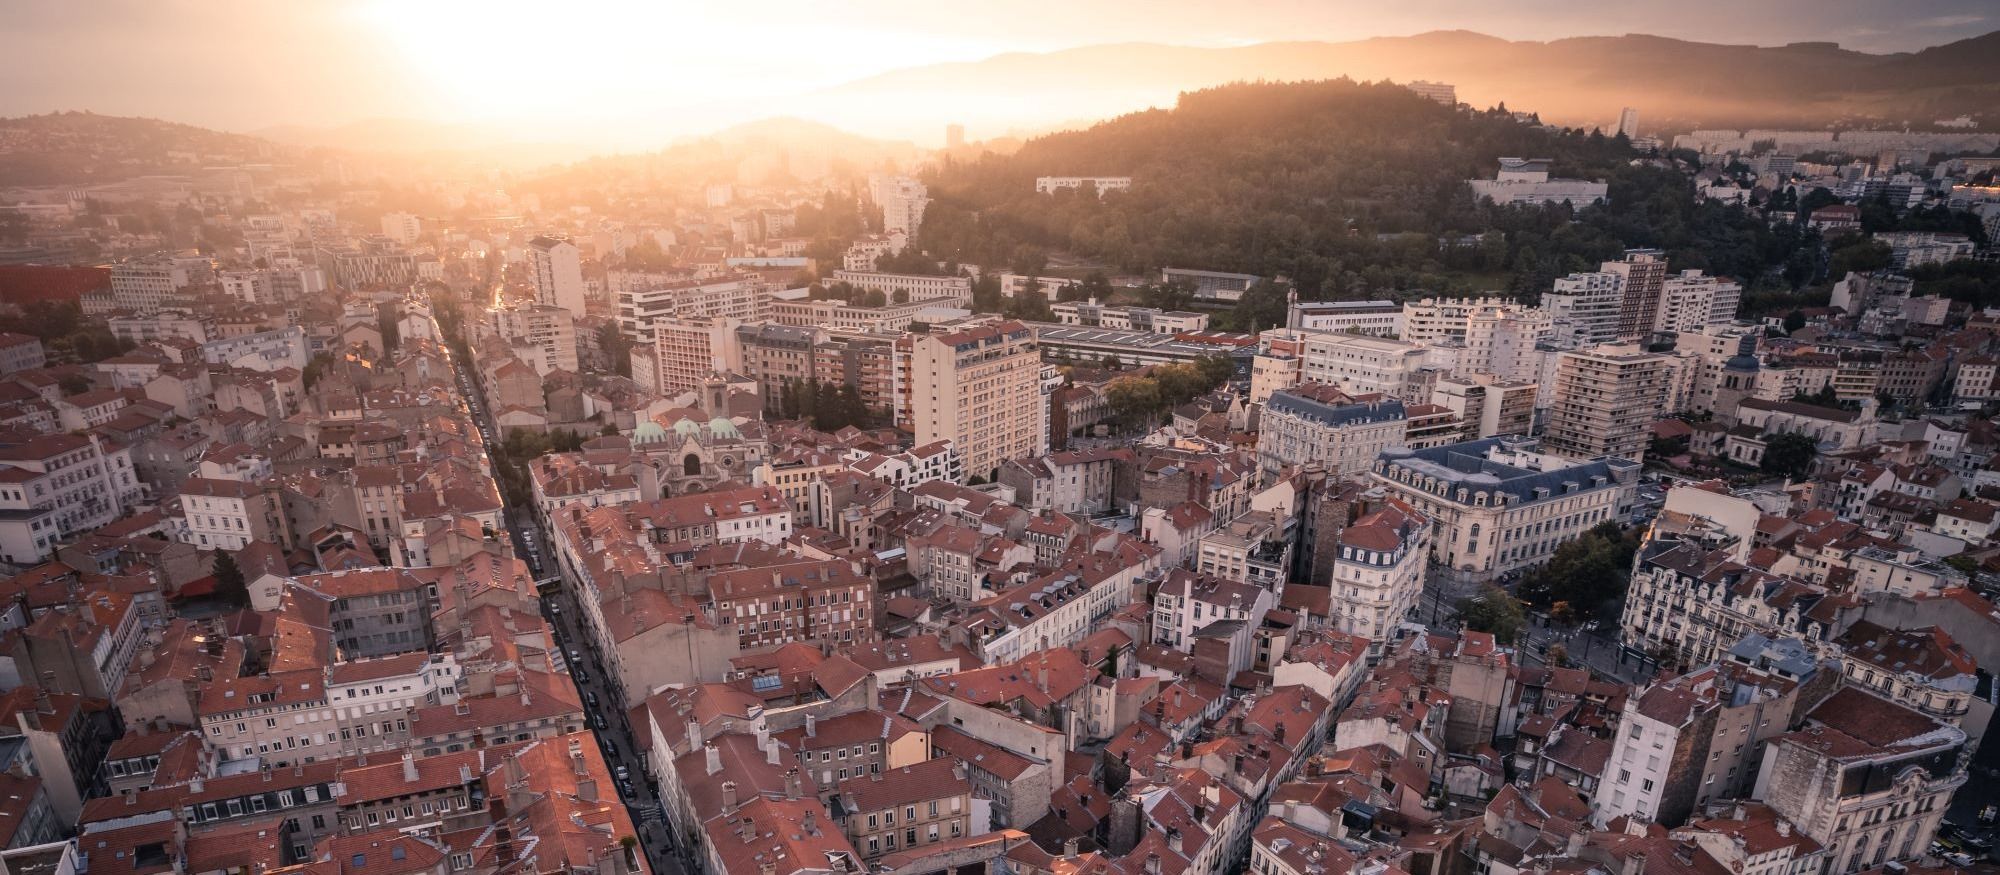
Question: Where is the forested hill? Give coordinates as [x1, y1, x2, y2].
[917, 79, 1811, 321]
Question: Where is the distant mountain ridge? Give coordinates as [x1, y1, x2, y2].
[817, 29, 2000, 135]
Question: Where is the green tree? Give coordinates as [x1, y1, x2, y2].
[1455, 585, 1526, 644]
[1781, 310, 1807, 333]
[213, 549, 249, 608]
[1515, 521, 1638, 619]
[597, 323, 632, 377]
[1105, 376, 1161, 431]
[1760, 432, 1819, 480]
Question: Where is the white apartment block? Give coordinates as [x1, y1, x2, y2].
[108, 255, 207, 313]
[0, 434, 143, 566]
[1297, 332, 1436, 403]
[1544, 343, 1683, 462]
[219, 270, 271, 304]
[528, 235, 586, 316]
[1656, 270, 1743, 334]
[909, 321, 1045, 482]
[652, 316, 743, 399]
[1034, 176, 1132, 196]
[615, 274, 768, 343]
[491, 304, 580, 375]
[200, 326, 310, 372]
[869, 175, 931, 236]
[1544, 271, 1625, 349]
[1431, 374, 1537, 440]
[179, 477, 276, 551]
[831, 271, 972, 304]
[380, 212, 421, 246]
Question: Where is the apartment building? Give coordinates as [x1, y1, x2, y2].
[1369, 437, 1639, 589]
[706, 559, 875, 650]
[909, 321, 1045, 482]
[1256, 389, 1407, 477]
[1544, 271, 1624, 349]
[108, 254, 207, 313]
[1544, 343, 1682, 462]
[1430, 374, 1536, 440]
[1297, 332, 1436, 403]
[179, 476, 284, 550]
[1753, 687, 1965, 874]
[490, 304, 579, 375]
[1607, 249, 1669, 340]
[0, 433, 144, 566]
[1656, 270, 1743, 334]
[617, 275, 767, 343]
[1328, 502, 1429, 653]
[651, 315, 743, 398]
[870, 175, 931, 236]
[828, 757, 973, 861]
[527, 235, 585, 315]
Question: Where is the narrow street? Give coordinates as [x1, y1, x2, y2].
[450, 333, 688, 875]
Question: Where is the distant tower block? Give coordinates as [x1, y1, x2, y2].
[1617, 107, 1640, 139]
[945, 123, 965, 149]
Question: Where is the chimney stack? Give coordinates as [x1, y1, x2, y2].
[785, 768, 802, 800]
[705, 743, 722, 776]
[402, 752, 419, 783]
[805, 714, 816, 738]
[687, 719, 703, 752]
[740, 816, 756, 843]
[722, 781, 738, 811]
[1167, 828, 1182, 856]
[1145, 853, 1162, 875]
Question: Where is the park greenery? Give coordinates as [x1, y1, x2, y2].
[1514, 521, 1642, 621]
[1456, 584, 1527, 644]
[1101, 356, 1238, 431]
[0, 300, 135, 364]
[768, 379, 881, 432]
[910, 79, 1996, 329]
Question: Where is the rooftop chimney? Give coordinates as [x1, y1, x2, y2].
[1145, 853, 1161, 875]
[805, 714, 816, 738]
[401, 752, 419, 783]
[1167, 828, 1182, 856]
[722, 781, 738, 811]
[705, 743, 722, 776]
[687, 719, 703, 752]
[740, 816, 756, 843]
[785, 768, 802, 800]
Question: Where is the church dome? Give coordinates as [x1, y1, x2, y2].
[707, 417, 741, 439]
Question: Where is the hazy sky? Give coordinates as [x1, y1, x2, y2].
[3, 0, 1993, 137]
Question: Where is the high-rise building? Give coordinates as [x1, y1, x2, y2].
[651, 315, 743, 399]
[1606, 249, 1668, 340]
[1616, 107, 1640, 139]
[869, 175, 930, 236]
[527, 235, 585, 316]
[615, 274, 767, 343]
[1544, 271, 1624, 349]
[1297, 332, 1437, 403]
[380, 212, 421, 246]
[908, 320, 1044, 481]
[1544, 343, 1681, 462]
[1654, 269, 1742, 334]
[945, 123, 965, 149]
[490, 303, 579, 376]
